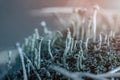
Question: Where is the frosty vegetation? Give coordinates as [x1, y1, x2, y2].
[4, 6, 120, 80]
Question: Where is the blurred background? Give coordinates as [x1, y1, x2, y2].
[0, 0, 120, 50]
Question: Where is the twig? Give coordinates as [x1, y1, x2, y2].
[97, 72, 120, 78]
[108, 66, 120, 73]
[51, 66, 108, 80]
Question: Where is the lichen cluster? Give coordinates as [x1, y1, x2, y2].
[4, 6, 120, 80]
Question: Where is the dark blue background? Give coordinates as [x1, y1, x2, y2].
[0, 0, 67, 50]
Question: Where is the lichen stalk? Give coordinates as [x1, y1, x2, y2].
[48, 40, 54, 60]
[92, 5, 99, 42]
[16, 43, 28, 80]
